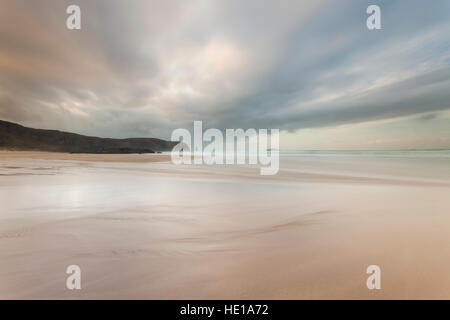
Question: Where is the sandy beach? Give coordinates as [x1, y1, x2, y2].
[1, 150, 450, 299]
[0, 151, 172, 163]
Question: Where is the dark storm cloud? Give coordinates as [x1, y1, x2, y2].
[0, 0, 449, 139]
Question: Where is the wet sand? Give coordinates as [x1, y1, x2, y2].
[1, 151, 450, 299]
[0, 151, 171, 163]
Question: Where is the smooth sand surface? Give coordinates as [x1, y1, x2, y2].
[1, 151, 450, 299]
[0, 151, 171, 163]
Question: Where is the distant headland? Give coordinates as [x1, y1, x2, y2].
[0, 120, 177, 154]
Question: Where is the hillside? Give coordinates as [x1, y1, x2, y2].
[0, 120, 177, 154]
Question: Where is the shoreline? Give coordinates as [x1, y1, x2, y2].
[0, 150, 172, 163]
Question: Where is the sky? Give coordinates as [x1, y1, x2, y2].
[0, 0, 449, 150]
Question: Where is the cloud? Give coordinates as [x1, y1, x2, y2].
[0, 0, 449, 143]
[416, 113, 439, 121]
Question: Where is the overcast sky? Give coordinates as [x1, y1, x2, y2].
[0, 0, 449, 149]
